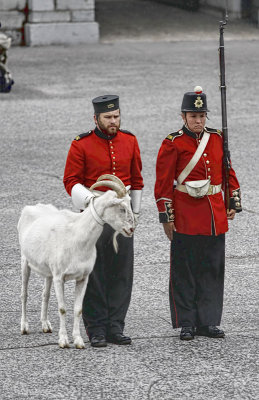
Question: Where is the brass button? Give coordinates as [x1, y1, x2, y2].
[110, 141, 112, 144]
[113, 156, 115, 159]
[203, 153, 207, 157]
[110, 146, 113, 149]
[113, 161, 116, 165]
[208, 175, 211, 179]
[113, 172, 116, 175]
[206, 160, 210, 164]
[111, 151, 114, 154]
[208, 168, 210, 171]
[236, 202, 240, 206]
[113, 167, 116, 170]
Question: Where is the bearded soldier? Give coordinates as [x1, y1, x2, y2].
[64, 95, 144, 347]
[154, 86, 242, 341]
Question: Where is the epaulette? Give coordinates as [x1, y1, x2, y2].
[166, 130, 184, 142]
[74, 130, 93, 141]
[120, 129, 135, 136]
[205, 127, 222, 136]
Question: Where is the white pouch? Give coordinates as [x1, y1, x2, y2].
[185, 179, 211, 198]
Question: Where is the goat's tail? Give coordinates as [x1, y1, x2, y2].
[112, 231, 119, 254]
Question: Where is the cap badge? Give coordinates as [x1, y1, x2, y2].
[194, 96, 203, 108]
[107, 103, 114, 108]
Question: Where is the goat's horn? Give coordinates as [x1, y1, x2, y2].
[97, 174, 126, 191]
[89, 180, 125, 198]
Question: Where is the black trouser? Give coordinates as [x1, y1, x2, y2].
[169, 232, 225, 328]
[82, 225, 134, 339]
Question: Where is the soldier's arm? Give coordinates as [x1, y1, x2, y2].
[155, 138, 178, 226]
[227, 164, 242, 214]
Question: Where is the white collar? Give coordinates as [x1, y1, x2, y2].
[89, 197, 104, 226]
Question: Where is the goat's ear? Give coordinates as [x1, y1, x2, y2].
[126, 185, 131, 193]
[103, 190, 117, 198]
[105, 193, 124, 208]
[112, 198, 124, 205]
[106, 198, 124, 207]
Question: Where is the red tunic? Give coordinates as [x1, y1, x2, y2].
[63, 128, 144, 196]
[154, 126, 241, 236]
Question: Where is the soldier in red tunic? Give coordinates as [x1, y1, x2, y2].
[154, 86, 242, 340]
[64, 95, 144, 347]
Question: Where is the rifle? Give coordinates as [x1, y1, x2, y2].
[219, 3, 231, 211]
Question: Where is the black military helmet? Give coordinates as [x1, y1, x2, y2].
[92, 95, 119, 114]
[181, 86, 209, 112]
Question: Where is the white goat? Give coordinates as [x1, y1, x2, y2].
[17, 175, 134, 349]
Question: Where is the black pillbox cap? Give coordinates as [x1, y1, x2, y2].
[92, 95, 119, 114]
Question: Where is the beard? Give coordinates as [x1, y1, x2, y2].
[98, 119, 120, 135]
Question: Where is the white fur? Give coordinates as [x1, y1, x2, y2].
[17, 190, 134, 349]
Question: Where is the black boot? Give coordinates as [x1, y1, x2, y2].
[180, 327, 195, 341]
[90, 334, 107, 348]
[196, 326, 225, 338]
[106, 333, 132, 345]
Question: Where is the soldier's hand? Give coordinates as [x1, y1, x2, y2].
[227, 209, 236, 220]
[163, 222, 176, 241]
[133, 212, 140, 228]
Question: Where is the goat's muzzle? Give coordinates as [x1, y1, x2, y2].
[123, 227, 135, 237]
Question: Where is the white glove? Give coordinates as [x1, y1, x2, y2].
[71, 183, 95, 210]
[133, 212, 140, 228]
[130, 190, 142, 214]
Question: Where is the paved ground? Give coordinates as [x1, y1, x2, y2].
[0, 1, 258, 399]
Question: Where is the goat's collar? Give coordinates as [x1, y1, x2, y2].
[90, 197, 105, 226]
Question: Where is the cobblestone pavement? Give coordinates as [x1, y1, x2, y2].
[0, 1, 258, 399]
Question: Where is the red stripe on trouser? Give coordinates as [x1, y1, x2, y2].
[170, 246, 178, 328]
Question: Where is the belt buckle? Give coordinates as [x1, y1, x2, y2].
[207, 185, 213, 195]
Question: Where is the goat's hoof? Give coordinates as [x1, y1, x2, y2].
[43, 327, 52, 333]
[75, 343, 85, 349]
[59, 336, 70, 348]
[42, 321, 52, 333]
[21, 322, 29, 334]
[59, 343, 70, 349]
[74, 337, 85, 349]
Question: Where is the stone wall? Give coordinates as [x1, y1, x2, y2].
[250, 0, 259, 25]
[0, 0, 99, 46]
[0, 0, 26, 45]
[199, 0, 242, 19]
[25, 0, 99, 45]
[200, 0, 259, 23]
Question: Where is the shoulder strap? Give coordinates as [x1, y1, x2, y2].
[74, 130, 92, 141]
[205, 126, 222, 136]
[166, 130, 184, 142]
[177, 130, 210, 185]
[120, 129, 135, 136]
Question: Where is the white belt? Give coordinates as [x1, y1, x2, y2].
[176, 183, 222, 196]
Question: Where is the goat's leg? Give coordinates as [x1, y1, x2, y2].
[53, 278, 69, 348]
[73, 276, 89, 349]
[41, 277, 53, 333]
[21, 255, 31, 334]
